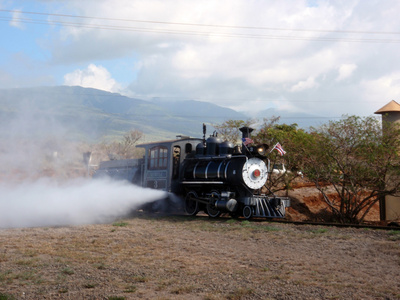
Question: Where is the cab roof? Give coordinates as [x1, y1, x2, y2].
[136, 137, 203, 149]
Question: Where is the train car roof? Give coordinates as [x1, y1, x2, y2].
[136, 137, 203, 148]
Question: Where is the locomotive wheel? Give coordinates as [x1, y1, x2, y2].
[243, 205, 253, 219]
[185, 191, 199, 216]
[206, 191, 221, 218]
[206, 203, 221, 218]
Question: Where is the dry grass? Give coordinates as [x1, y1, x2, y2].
[0, 215, 400, 299]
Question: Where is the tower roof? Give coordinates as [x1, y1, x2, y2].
[374, 100, 400, 114]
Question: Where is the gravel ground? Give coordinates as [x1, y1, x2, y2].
[0, 214, 399, 300]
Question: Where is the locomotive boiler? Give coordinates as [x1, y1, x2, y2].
[94, 125, 290, 219]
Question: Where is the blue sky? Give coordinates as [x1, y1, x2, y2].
[1, 0, 400, 118]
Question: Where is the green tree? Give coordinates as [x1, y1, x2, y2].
[254, 117, 305, 194]
[101, 129, 144, 160]
[214, 117, 303, 194]
[296, 115, 400, 223]
[213, 119, 256, 144]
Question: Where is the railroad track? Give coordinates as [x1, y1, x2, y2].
[264, 219, 400, 231]
[136, 211, 400, 231]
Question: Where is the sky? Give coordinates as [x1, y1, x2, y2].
[1, 0, 400, 118]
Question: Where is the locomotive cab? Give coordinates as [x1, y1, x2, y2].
[136, 136, 203, 194]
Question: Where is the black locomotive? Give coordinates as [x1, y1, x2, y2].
[94, 125, 290, 219]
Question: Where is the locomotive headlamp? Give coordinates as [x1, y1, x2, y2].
[256, 144, 269, 156]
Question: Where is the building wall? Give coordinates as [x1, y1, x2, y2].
[380, 111, 400, 220]
[385, 195, 400, 220]
[381, 111, 400, 221]
[381, 112, 400, 125]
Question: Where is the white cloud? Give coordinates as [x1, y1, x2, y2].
[290, 77, 318, 92]
[9, 9, 25, 29]
[3, 0, 400, 118]
[63, 64, 122, 93]
[172, 46, 211, 79]
[336, 64, 357, 81]
[360, 72, 400, 104]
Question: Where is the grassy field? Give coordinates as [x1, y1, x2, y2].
[0, 215, 400, 299]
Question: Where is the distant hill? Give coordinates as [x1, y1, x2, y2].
[253, 107, 333, 129]
[0, 86, 247, 142]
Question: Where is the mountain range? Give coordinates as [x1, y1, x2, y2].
[0, 86, 246, 142]
[0, 86, 329, 143]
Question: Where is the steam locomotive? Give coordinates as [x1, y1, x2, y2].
[94, 125, 290, 219]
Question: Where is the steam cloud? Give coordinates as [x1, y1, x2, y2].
[0, 90, 172, 229]
[0, 178, 167, 229]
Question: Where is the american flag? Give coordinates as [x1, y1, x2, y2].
[273, 143, 286, 156]
[242, 137, 254, 146]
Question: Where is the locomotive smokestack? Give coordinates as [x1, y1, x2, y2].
[203, 123, 207, 146]
[239, 127, 254, 154]
[239, 127, 254, 139]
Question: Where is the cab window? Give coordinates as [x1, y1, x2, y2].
[172, 146, 181, 179]
[149, 146, 168, 169]
[185, 143, 192, 154]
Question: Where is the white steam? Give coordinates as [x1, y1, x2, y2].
[0, 178, 167, 229]
[0, 89, 170, 229]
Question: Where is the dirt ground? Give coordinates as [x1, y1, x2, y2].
[1, 212, 400, 300]
[289, 188, 382, 223]
[0, 179, 399, 300]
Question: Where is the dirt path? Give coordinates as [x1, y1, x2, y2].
[1, 215, 399, 300]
